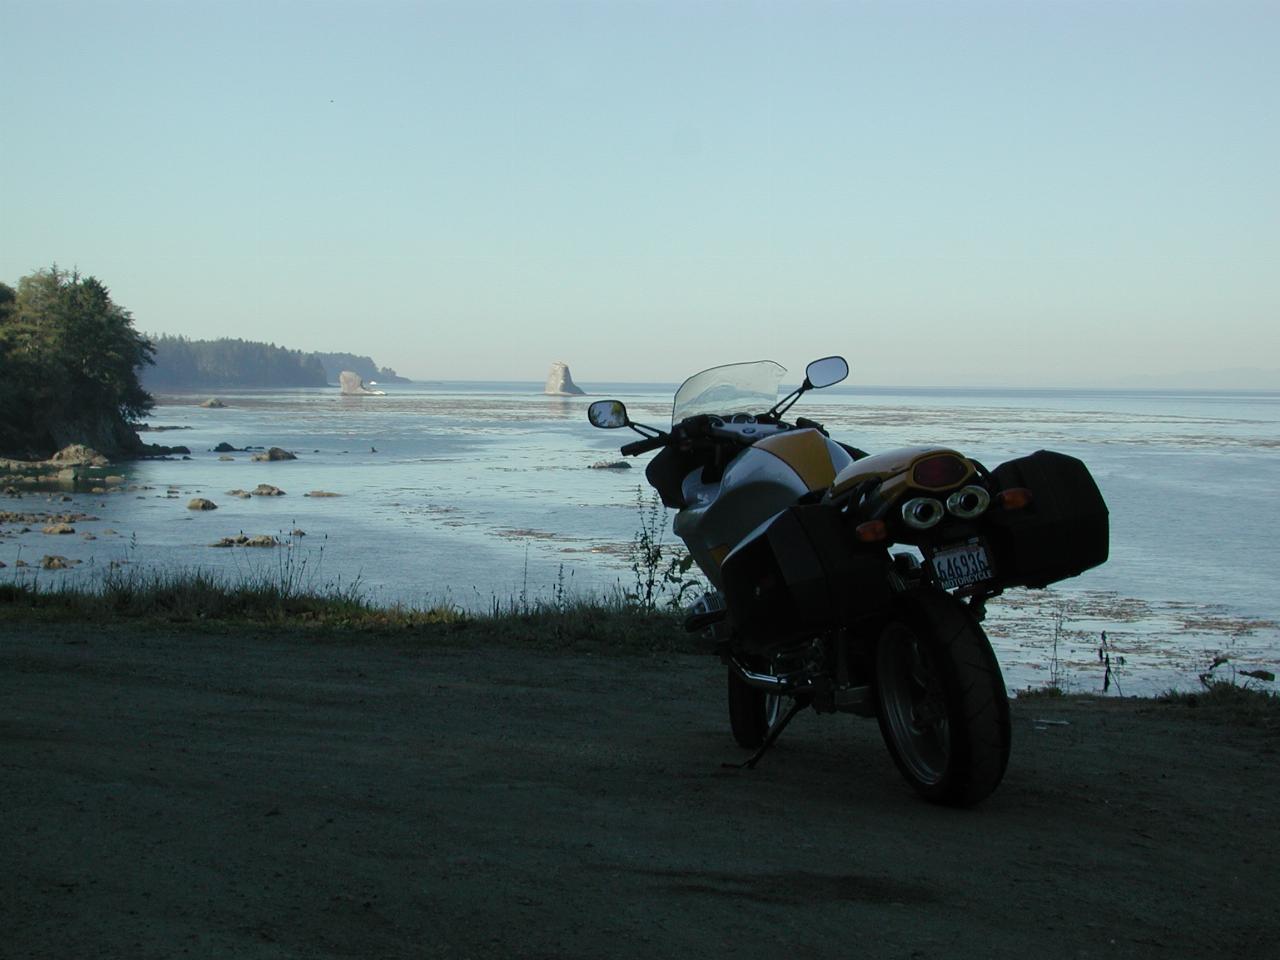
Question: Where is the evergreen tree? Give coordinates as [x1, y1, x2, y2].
[0, 267, 154, 456]
[0, 282, 21, 452]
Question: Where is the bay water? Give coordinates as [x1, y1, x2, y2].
[3, 381, 1277, 696]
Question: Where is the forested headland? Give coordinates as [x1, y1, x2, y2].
[0, 268, 155, 459]
[1, 267, 410, 459]
[143, 338, 409, 389]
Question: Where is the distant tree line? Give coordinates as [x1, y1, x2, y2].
[0, 267, 154, 458]
[142, 339, 409, 389]
[143, 335, 330, 389]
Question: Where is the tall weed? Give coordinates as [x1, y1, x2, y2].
[626, 486, 702, 612]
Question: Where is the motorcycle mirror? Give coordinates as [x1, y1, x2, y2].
[587, 399, 630, 429]
[805, 356, 849, 389]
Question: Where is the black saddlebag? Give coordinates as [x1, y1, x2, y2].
[720, 503, 891, 654]
[985, 450, 1109, 589]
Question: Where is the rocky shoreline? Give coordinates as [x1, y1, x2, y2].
[0, 442, 193, 493]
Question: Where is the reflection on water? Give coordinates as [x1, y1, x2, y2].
[2, 381, 1277, 692]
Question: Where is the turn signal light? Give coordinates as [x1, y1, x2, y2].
[855, 520, 887, 542]
[996, 487, 1034, 510]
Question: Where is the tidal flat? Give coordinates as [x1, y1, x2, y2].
[3, 381, 1278, 695]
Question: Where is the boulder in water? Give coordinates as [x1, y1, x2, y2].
[250, 446, 297, 462]
[544, 361, 585, 396]
[50, 445, 109, 466]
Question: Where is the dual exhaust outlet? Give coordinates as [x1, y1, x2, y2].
[901, 485, 990, 530]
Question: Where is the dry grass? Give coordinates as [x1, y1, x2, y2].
[0, 569, 685, 654]
[1156, 680, 1280, 728]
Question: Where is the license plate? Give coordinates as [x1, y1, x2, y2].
[930, 539, 994, 590]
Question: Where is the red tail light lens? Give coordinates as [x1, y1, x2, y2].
[911, 455, 969, 489]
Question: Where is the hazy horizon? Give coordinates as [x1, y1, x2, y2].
[140, 341, 1280, 394]
[4, 1, 1276, 387]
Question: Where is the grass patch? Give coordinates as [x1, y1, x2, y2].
[1156, 681, 1280, 728]
[0, 568, 685, 654]
[1014, 684, 1067, 700]
[0, 567, 383, 625]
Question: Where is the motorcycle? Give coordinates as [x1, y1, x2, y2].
[588, 357, 1108, 806]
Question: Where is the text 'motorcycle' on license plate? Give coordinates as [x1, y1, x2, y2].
[931, 539, 994, 590]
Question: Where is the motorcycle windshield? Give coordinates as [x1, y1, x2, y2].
[671, 360, 786, 425]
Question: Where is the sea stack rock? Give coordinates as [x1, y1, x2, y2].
[544, 361, 585, 396]
[339, 371, 386, 396]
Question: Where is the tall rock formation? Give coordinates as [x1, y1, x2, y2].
[544, 361, 585, 396]
[339, 371, 386, 396]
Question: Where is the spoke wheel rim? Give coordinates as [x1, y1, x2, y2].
[879, 624, 951, 785]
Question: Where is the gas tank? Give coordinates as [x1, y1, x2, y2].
[673, 429, 853, 586]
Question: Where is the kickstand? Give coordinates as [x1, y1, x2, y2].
[723, 699, 806, 770]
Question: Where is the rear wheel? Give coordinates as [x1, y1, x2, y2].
[727, 661, 785, 749]
[874, 591, 1010, 806]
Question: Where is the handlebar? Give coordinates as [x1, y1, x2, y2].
[621, 415, 798, 457]
[620, 435, 669, 457]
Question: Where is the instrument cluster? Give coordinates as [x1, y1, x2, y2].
[705, 415, 791, 441]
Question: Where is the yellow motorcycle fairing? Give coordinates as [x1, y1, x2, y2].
[674, 429, 852, 587]
[752, 429, 844, 493]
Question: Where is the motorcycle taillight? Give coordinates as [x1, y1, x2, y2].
[912, 454, 968, 489]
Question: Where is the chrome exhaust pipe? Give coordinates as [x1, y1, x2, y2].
[725, 655, 810, 693]
[902, 496, 945, 530]
[947, 484, 991, 519]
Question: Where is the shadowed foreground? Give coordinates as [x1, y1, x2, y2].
[1, 622, 1275, 959]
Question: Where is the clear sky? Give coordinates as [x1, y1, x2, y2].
[2, 0, 1277, 387]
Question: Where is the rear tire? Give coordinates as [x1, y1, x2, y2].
[874, 591, 1010, 806]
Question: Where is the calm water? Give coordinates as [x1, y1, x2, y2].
[3, 381, 1277, 694]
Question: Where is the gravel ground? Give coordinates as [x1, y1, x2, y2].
[2, 621, 1276, 960]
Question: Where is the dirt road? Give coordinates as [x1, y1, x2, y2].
[2, 622, 1276, 959]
